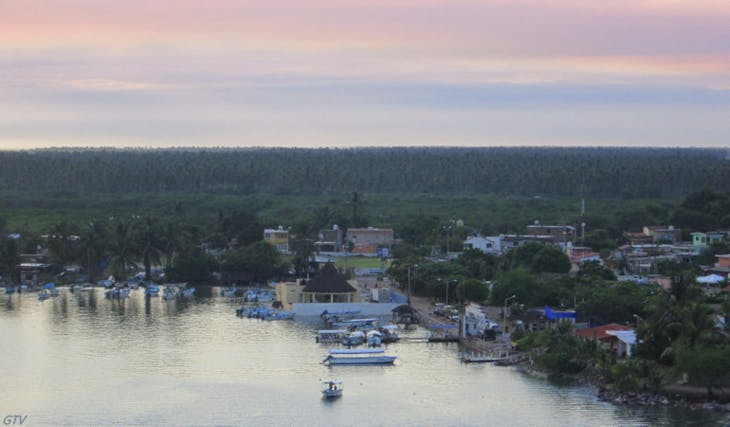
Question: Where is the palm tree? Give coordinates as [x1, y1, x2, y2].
[78, 219, 108, 283]
[135, 216, 164, 282]
[46, 220, 80, 267]
[107, 219, 138, 279]
[0, 236, 21, 284]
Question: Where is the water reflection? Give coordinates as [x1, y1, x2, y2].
[0, 287, 727, 427]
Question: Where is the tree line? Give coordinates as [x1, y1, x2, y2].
[1, 147, 729, 197]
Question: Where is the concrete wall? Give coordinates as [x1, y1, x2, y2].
[291, 302, 402, 317]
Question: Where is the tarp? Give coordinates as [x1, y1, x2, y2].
[697, 274, 726, 284]
[43, 282, 55, 289]
[544, 306, 577, 320]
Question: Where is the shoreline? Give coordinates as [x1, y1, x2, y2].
[516, 362, 730, 414]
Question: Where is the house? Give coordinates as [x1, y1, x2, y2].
[274, 279, 305, 310]
[642, 225, 681, 244]
[345, 228, 394, 254]
[263, 227, 289, 253]
[575, 323, 636, 358]
[692, 231, 727, 250]
[345, 228, 394, 246]
[463, 235, 502, 254]
[707, 254, 730, 278]
[526, 223, 576, 241]
[566, 244, 601, 265]
[315, 225, 344, 253]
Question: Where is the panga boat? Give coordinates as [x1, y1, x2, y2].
[316, 329, 348, 343]
[322, 380, 343, 399]
[322, 348, 397, 365]
[341, 330, 365, 346]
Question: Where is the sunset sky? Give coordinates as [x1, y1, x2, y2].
[2, 0, 729, 149]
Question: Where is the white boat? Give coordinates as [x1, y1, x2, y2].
[321, 380, 343, 399]
[316, 329, 348, 343]
[366, 330, 382, 347]
[322, 348, 397, 365]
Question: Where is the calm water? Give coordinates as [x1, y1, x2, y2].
[1, 288, 727, 427]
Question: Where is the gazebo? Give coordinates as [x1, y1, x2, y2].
[302, 263, 357, 303]
[391, 304, 418, 325]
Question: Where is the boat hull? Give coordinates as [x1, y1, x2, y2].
[325, 356, 396, 365]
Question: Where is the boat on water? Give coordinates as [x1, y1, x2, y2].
[71, 284, 93, 293]
[162, 286, 178, 300]
[330, 318, 378, 331]
[145, 285, 160, 297]
[221, 287, 239, 297]
[322, 348, 397, 365]
[38, 290, 51, 300]
[322, 380, 343, 399]
[316, 329, 348, 343]
[105, 287, 131, 299]
[379, 324, 401, 343]
[180, 287, 195, 298]
[366, 330, 382, 347]
[342, 330, 366, 346]
[264, 310, 295, 320]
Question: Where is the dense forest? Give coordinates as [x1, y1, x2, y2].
[1, 147, 728, 197]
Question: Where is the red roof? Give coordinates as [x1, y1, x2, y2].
[575, 323, 633, 341]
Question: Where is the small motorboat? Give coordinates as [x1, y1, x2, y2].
[38, 290, 51, 300]
[322, 380, 343, 399]
[342, 330, 366, 346]
[162, 286, 178, 300]
[366, 330, 382, 347]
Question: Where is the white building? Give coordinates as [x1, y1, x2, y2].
[463, 235, 502, 254]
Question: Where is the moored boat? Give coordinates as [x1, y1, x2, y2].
[145, 285, 160, 297]
[162, 286, 178, 300]
[341, 330, 365, 346]
[366, 330, 382, 347]
[322, 348, 397, 365]
[316, 329, 348, 343]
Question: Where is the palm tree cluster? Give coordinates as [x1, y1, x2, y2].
[46, 215, 199, 283]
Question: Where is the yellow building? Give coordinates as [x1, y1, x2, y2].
[263, 227, 289, 253]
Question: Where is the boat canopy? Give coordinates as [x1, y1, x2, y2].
[43, 282, 56, 289]
[318, 329, 348, 334]
[329, 348, 385, 355]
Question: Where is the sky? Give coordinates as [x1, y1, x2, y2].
[1, 0, 729, 149]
